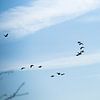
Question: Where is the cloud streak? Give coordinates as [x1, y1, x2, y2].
[1, 52, 100, 72]
[38, 52, 100, 69]
[0, 0, 100, 38]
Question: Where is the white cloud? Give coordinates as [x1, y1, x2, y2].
[0, 0, 100, 38]
[37, 52, 100, 69]
[1, 52, 100, 72]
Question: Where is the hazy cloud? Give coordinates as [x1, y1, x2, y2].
[0, 0, 100, 38]
[1, 52, 100, 71]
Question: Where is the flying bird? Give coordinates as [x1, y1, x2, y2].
[57, 72, 61, 75]
[38, 66, 42, 68]
[77, 41, 83, 45]
[76, 52, 82, 56]
[21, 67, 25, 70]
[80, 50, 84, 53]
[30, 65, 34, 68]
[61, 73, 65, 76]
[51, 75, 54, 77]
[80, 47, 85, 50]
[4, 33, 8, 37]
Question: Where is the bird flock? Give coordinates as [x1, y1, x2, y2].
[20, 64, 66, 78]
[21, 65, 42, 70]
[2, 34, 85, 78]
[76, 41, 85, 56]
[51, 72, 65, 77]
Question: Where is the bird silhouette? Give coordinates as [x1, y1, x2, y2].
[4, 33, 8, 37]
[38, 66, 42, 68]
[51, 75, 54, 77]
[77, 41, 83, 45]
[30, 65, 34, 68]
[21, 67, 25, 70]
[80, 50, 84, 53]
[76, 52, 82, 56]
[80, 47, 85, 50]
[57, 72, 61, 75]
[61, 73, 65, 76]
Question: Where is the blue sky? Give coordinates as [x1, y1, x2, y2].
[0, 0, 100, 100]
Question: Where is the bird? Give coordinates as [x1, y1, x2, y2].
[30, 65, 34, 68]
[80, 50, 84, 53]
[76, 52, 82, 56]
[57, 72, 61, 75]
[80, 47, 85, 50]
[77, 41, 84, 45]
[21, 67, 25, 70]
[4, 33, 8, 37]
[51, 75, 54, 77]
[38, 65, 42, 68]
[61, 73, 65, 76]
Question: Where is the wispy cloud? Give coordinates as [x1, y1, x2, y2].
[1, 52, 100, 72]
[0, 0, 100, 38]
[38, 52, 100, 69]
